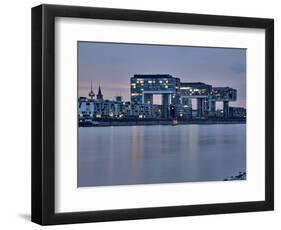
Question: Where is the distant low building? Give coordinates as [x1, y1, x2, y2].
[78, 85, 118, 118]
[174, 104, 192, 119]
[129, 103, 161, 119]
[229, 107, 246, 119]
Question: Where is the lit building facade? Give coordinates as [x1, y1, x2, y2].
[130, 74, 238, 119]
[179, 83, 237, 119]
[79, 74, 243, 121]
[130, 74, 180, 118]
[179, 82, 212, 118]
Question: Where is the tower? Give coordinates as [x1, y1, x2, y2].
[88, 81, 95, 99]
[97, 85, 103, 100]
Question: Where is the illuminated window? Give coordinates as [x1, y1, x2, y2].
[131, 83, 136, 88]
[148, 80, 152, 83]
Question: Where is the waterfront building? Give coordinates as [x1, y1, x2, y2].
[94, 99, 116, 117]
[229, 107, 246, 119]
[130, 74, 180, 118]
[78, 97, 87, 116]
[174, 104, 192, 119]
[130, 103, 152, 118]
[79, 84, 115, 118]
[215, 109, 224, 118]
[180, 82, 212, 118]
[212, 87, 237, 119]
[130, 75, 239, 120]
[79, 77, 244, 122]
[179, 83, 237, 119]
[113, 99, 128, 118]
[78, 97, 95, 120]
[123, 101, 132, 117]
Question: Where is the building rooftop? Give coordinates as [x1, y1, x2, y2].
[180, 82, 212, 88]
[213, 87, 237, 91]
[133, 74, 174, 79]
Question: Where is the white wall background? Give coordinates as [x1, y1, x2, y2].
[0, 0, 279, 229]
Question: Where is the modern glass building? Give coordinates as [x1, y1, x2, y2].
[130, 74, 237, 119]
[130, 74, 180, 118]
[79, 74, 240, 122]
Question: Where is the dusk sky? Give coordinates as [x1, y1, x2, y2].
[78, 42, 246, 108]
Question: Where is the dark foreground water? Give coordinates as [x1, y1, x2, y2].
[78, 124, 246, 187]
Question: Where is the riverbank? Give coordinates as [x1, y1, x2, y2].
[79, 119, 246, 127]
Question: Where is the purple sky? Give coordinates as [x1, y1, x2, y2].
[78, 42, 246, 108]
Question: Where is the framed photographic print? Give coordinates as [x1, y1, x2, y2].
[31, 4, 274, 225]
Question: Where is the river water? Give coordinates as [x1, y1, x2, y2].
[78, 124, 246, 187]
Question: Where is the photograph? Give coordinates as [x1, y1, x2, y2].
[77, 42, 247, 187]
[30, 3, 274, 225]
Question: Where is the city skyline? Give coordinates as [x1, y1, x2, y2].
[78, 42, 247, 187]
[78, 42, 246, 108]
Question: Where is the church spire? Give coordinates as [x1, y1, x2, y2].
[97, 85, 103, 100]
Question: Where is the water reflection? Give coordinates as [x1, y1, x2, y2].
[78, 124, 246, 187]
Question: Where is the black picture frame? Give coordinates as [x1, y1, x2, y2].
[31, 4, 274, 225]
